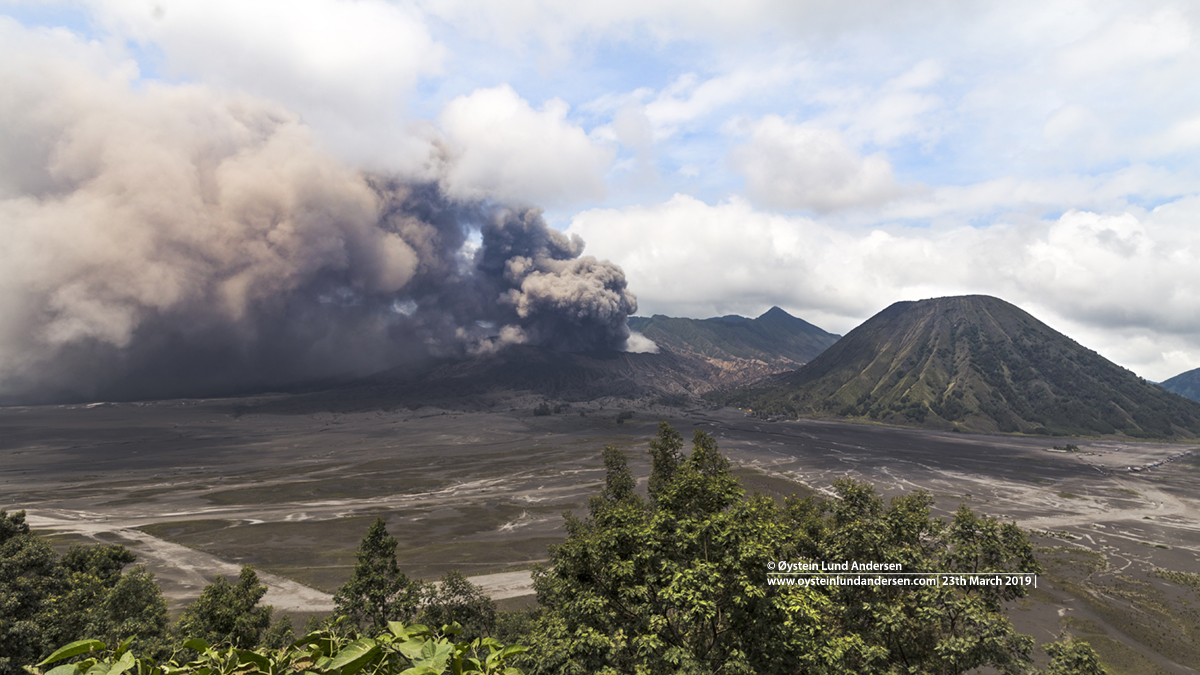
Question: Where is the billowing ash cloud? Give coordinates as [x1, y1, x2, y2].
[0, 47, 635, 405]
[475, 208, 636, 352]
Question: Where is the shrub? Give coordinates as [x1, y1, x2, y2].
[27, 620, 527, 675]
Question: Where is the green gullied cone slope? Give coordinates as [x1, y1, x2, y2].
[733, 295, 1200, 438]
[1161, 367, 1200, 403]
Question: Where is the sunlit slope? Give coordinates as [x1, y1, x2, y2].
[734, 295, 1200, 437]
[1161, 367, 1200, 403]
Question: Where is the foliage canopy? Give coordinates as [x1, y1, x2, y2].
[25, 620, 526, 675]
[174, 566, 273, 650]
[524, 422, 1104, 675]
[0, 510, 169, 675]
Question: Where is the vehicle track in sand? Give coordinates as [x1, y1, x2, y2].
[26, 510, 537, 611]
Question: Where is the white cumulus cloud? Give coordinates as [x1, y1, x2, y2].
[730, 116, 903, 212]
[436, 84, 615, 206]
[568, 194, 1200, 381]
[81, 0, 445, 168]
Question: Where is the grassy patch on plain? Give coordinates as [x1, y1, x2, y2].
[1024, 544, 1200, 670]
[730, 467, 818, 504]
[93, 530, 144, 547]
[1062, 633, 1172, 675]
[1029, 529, 1077, 541]
[1052, 574, 1200, 670]
[138, 519, 241, 541]
[1153, 568, 1200, 593]
[100, 485, 197, 506]
[31, 530, 103, 553]
[135, 503, 569, 593]
[201, 475, 451, 505]
[1037, 546, 1107, 576]
[394, 537, 560, 582]
[139, 516, 376, 591]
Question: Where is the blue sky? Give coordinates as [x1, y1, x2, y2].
[4, 0, 1200, 381]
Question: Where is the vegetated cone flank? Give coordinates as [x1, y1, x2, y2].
[733, 295, 1200, 438]
[1160, 367, 1200, 403]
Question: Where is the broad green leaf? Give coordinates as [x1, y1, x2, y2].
[496, 646, 526, 659]
[395, 639, 426, 660]
[234, 651, 269, 672]
[109, 651, 137, 675]
[182, 639, 211, 653]
[397, 668, 440, 675]
[327, 638, 378, 675]
[83, 661, 111, 675]
[38, 640, 106, 666]
[413, 640, 453, 672]
[288, 633, 325, 649]
[44, 665, 81, 675]
[484, 643, 527, 672]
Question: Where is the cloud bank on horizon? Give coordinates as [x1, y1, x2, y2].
[3, 0, 1200, 389]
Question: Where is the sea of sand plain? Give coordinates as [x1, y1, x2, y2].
[3, 396, 1198, 673]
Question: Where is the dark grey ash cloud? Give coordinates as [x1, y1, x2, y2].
[0, 58, 636, 405]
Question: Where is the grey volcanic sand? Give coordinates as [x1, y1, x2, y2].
[2, 396, 651, 611]
[4, 397, 1199, 671]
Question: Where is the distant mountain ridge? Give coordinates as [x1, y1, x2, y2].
[1161, 368, 1200, 403]
[232, 309, 844, 413]
[628, 307, 840, 387]
[731, 295, 1200, 438]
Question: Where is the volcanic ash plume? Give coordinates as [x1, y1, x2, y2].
[0, 54, 636, 404]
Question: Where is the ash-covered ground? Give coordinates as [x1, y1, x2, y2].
[3, 397, 1199, 673]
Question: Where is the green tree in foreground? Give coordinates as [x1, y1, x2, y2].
[0, 509, 62, 675]
[98, 566, 170, 654]
[175, 566, 272, 649]
[526, 423, 1106, 675]
[781, 479, 1043, 673]
[333, 518, 423, 633]
[528, 438, 842, 674]
[260, 613, 295, 649]
[0, 510, 170, 675]
[421, 570, 497, 641]
[1045, 638, 1107, 675]
[332, 518, 500, 640]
